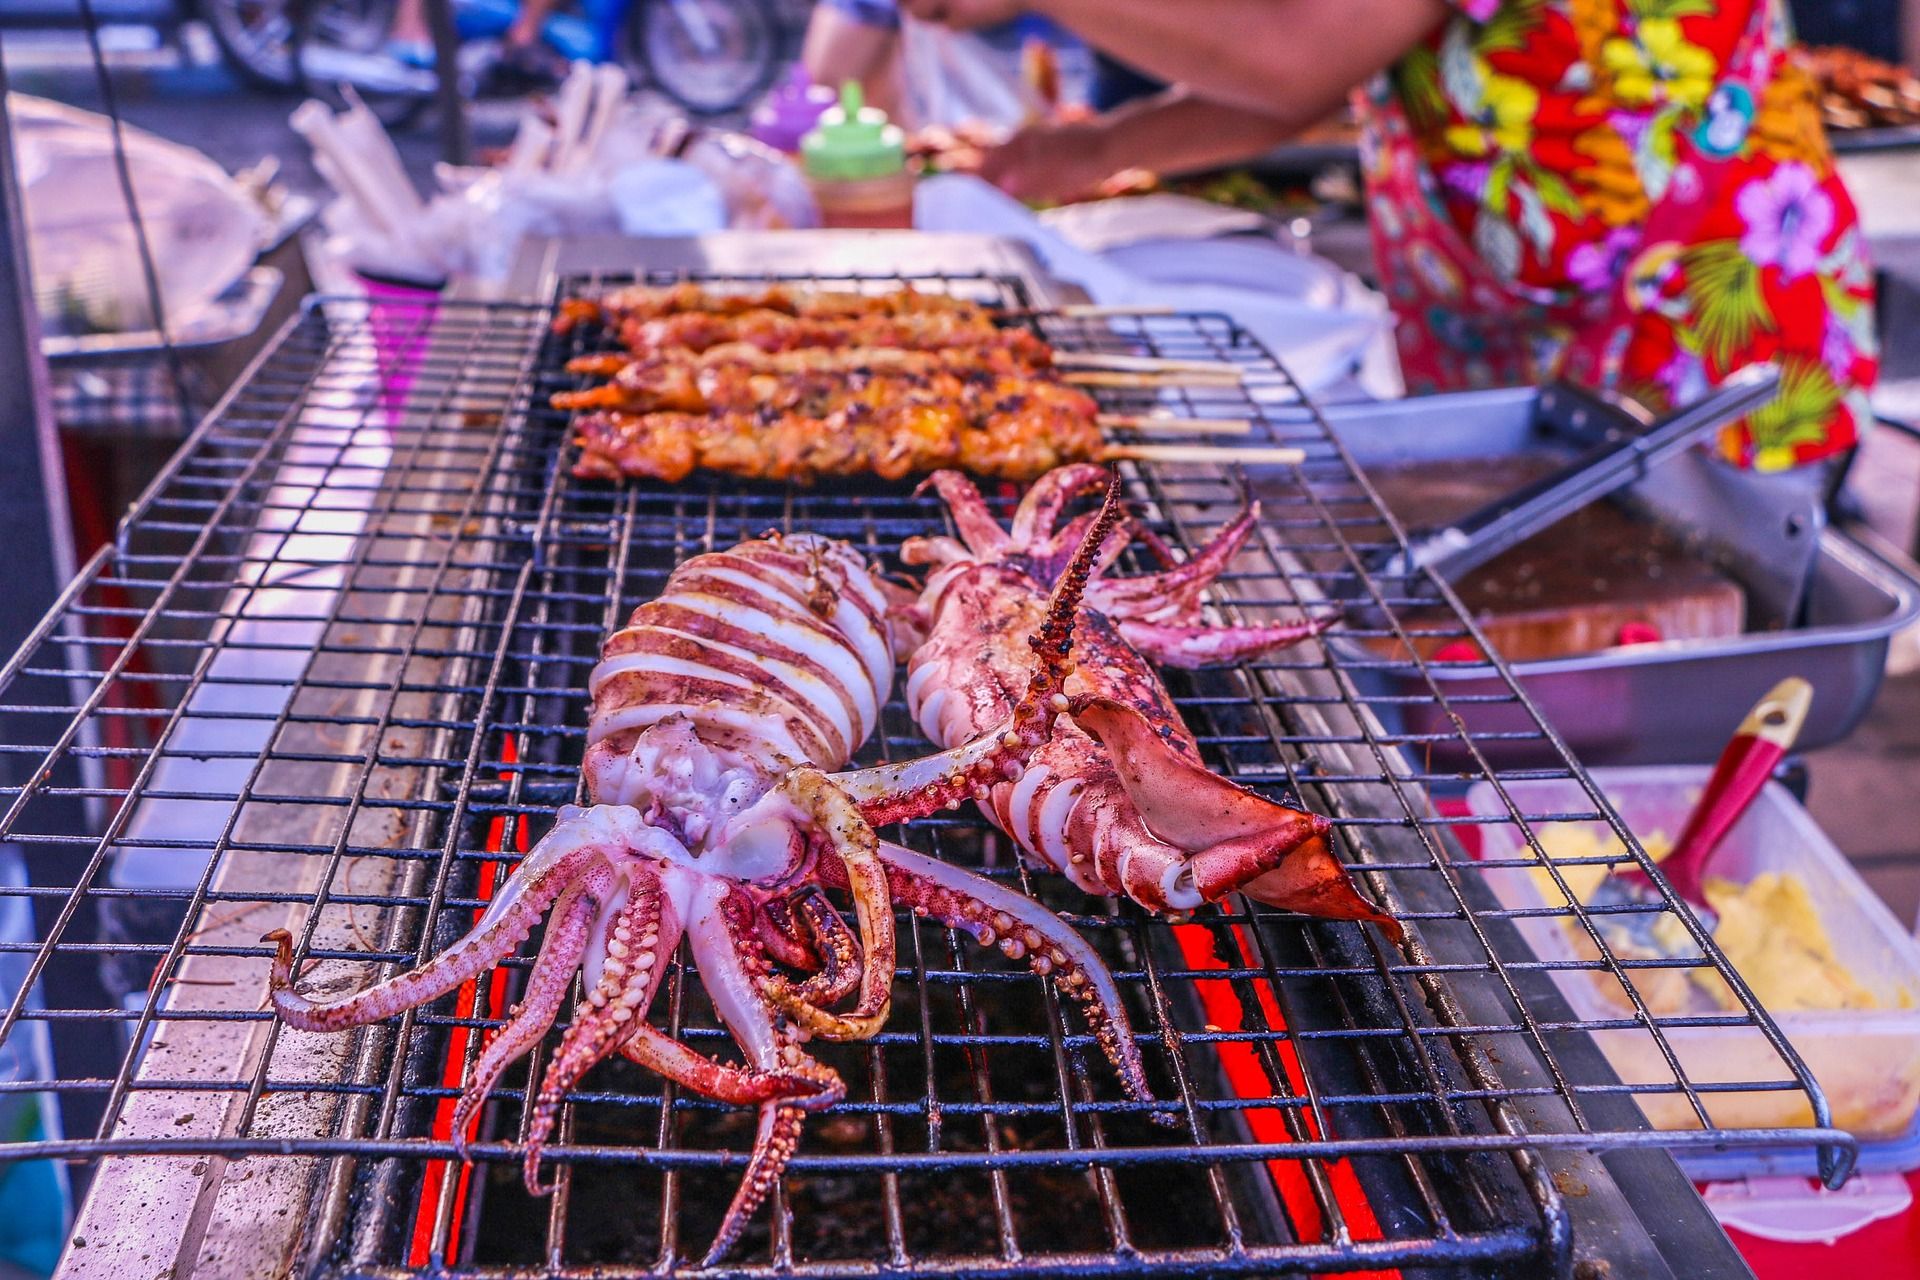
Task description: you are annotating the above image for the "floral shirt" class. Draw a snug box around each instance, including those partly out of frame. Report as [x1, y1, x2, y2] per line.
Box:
[1364, 0, 1877, 470]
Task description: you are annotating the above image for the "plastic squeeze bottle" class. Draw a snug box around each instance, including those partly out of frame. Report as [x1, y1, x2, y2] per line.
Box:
[749, 66, 836, 155]
[800, 82, 915, 230]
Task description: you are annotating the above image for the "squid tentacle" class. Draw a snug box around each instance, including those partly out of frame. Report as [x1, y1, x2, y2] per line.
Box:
[865, 841, 1162, 1120]
[1011, 461, 1111, 549]
[772, 885, 865, 1008]
[523, 873, 680, 1194]
[704, 1102, 806, 1268]
[450, 867, 611, 1155]
[838, 472, 1125, 828]
[1032, 508, 1134, 583]
[761, 768, 894, 1041]
[261, 834, 601, 1032]
[1084, 503, 1259, 618]
[754, 891, 824, 973]
[615, 1023, 841, 1107]
[899, 533, 970, 571]
[918, 471, 1009, 559]
[1115, 615, 1336, 669]
[698, 893, 832, 1265]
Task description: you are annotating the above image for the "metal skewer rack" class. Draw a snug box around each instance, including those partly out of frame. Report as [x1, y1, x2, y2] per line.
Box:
[0, 257, 1852, 1279]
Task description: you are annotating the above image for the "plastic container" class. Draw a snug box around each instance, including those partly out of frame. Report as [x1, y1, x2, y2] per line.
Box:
[749, 67, 837, 155]
[1466, 767, 1920, 1150]
[800, 83, 914, 230]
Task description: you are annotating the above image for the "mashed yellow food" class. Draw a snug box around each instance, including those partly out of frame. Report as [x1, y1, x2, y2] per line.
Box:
[1703, 872, 1880, 1012]
[1528, 825, 1885, 1015]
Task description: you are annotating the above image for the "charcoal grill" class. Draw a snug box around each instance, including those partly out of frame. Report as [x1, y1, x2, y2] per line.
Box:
[0, 237, 1855, 1279]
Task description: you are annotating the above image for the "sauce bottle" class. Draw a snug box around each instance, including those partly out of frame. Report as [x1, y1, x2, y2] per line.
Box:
[800, 83, 915, 230]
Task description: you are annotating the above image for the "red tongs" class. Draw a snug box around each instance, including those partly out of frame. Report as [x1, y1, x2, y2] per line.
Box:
[1620, 676, 1814, 909]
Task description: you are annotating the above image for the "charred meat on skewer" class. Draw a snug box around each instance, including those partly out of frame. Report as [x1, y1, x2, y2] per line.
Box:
[554, 281, 990, 335]
[569, 390, 1102, 485]
[550, 284, 1251, 483]
[608, 306, 1054, 363]
[560, 349, 1104, 484]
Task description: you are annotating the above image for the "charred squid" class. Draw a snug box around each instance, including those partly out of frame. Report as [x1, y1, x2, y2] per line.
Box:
[262, 480, 1154, 1265]
[869, 464, 1399, 934]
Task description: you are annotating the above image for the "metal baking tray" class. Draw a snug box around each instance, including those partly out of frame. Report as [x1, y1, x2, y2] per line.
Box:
[1831, 122, 1920, 154]
[1280, 386, 1920, 769]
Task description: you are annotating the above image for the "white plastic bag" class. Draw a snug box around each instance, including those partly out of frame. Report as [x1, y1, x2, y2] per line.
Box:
[675, 130, 820, 231]
[897, 19, 1044, 131]
[298, 73, 819, 285]
[608, 159, 731, 237]
[11, 93, 269, 335]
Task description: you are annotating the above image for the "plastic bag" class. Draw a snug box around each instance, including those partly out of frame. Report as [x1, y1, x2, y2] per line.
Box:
[297, 70, 818, 285]
[675, 130, 820, 232]
[11, 93, 269, 336]
[896, 19, 1047, 131]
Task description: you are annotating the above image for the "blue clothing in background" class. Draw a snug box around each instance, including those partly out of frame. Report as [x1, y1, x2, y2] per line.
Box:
[1090, 50, 1164, 112]
[820, 0, 1059, 53]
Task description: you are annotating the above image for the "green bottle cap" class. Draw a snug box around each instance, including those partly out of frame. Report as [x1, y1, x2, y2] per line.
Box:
[800, 81, 906, 181]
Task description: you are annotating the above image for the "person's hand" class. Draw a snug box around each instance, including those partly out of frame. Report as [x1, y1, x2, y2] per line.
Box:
[897, 0, 1027, 31]
[977, 118, 1120, 203]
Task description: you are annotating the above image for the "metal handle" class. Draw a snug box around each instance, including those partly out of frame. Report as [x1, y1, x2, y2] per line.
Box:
[1383, 363, 1782, 584]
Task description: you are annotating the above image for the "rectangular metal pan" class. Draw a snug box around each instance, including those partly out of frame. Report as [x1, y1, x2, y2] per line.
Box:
[1282, 386, 1920, 769]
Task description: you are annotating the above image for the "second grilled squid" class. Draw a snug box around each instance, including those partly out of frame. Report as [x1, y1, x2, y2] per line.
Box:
[847, 464, 1400, 935]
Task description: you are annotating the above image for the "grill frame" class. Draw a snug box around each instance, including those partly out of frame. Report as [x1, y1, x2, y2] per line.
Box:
[0, 265, 1852, 1279]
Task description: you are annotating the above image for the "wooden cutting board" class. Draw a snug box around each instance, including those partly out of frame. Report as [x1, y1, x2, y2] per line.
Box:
[1366, 458, 1747, 663]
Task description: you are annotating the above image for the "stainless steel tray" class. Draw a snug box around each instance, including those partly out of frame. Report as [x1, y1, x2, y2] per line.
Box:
[1282, 386, 1920, 769]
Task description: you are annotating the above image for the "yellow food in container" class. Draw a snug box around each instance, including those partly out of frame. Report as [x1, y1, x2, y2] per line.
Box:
[1529, 826, 1889, 1017]
[1473, 769, 1920, 1140]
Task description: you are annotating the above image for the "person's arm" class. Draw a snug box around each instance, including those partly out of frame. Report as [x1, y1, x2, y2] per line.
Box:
[980, 88, 1298, 202]
[802, 4, 907, 118]
[904, 0, 1450, 123]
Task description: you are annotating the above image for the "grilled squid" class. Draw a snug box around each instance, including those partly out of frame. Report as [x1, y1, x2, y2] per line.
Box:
[869, 464, 1399, 933]
[262, 481, 1154, 1265]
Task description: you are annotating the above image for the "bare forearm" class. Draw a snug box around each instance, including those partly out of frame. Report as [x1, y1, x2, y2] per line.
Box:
[1031, 0, 1447, 122]
[1097, 90, 1298, 177]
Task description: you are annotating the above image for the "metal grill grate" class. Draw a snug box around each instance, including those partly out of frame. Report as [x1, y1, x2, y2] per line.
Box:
[0, 269, 1852, 1279]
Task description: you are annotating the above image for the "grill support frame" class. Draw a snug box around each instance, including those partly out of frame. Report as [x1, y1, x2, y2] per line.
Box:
[0, 241, 1846, 1279]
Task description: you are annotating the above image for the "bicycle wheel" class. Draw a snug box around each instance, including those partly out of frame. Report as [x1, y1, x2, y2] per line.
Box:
[627, 0, 781, 117]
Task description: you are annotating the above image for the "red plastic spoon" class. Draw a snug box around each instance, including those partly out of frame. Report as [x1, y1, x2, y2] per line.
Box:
[1619, 676, 1814, 910]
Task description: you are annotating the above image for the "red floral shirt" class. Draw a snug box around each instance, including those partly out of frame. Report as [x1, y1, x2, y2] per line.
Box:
[1365, 0, 1876, 470]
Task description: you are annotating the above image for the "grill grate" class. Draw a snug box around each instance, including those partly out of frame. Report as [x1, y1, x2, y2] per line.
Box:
[0, 269, 1851, 1279]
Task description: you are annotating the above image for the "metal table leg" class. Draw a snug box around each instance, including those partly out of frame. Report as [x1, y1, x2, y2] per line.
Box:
[426, 0, 469, 166]
[0, 61, 75, 659]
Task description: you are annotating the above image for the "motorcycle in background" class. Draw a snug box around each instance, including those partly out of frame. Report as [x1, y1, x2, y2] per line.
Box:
[200, 0, 784, 116]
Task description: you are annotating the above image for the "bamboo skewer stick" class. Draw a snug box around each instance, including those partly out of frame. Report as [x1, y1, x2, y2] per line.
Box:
[1051, 352, 1243, 375]
[999, 303, 1177, 319]
[1102, 443, 1307, 466]
[1096, 414, 1253, 436]
[1064, 370, 1244, 389]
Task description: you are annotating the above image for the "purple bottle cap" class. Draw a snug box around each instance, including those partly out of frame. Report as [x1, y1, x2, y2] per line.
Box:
[749, 66, 837, 155]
